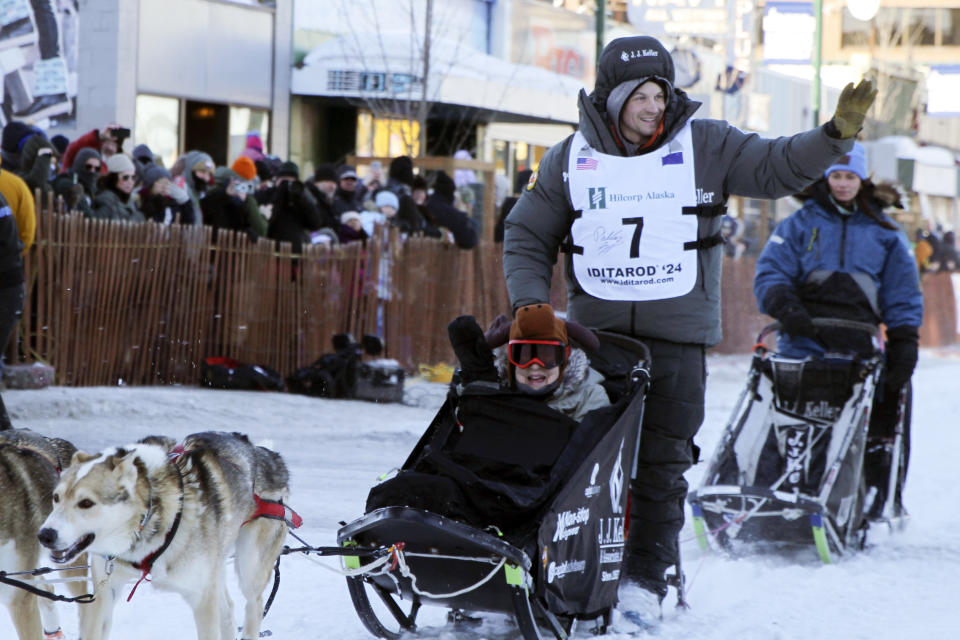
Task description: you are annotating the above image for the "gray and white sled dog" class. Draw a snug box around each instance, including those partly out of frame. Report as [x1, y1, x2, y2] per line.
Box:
[38, 431, 295, 640]
[0, 428, 84, 640]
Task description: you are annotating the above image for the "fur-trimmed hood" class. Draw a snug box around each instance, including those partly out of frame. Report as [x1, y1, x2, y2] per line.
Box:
[793, 178, 902, 230]
[494, 346, 610, 421]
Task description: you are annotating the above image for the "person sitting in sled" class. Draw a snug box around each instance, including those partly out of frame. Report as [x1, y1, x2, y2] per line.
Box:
[753, 142, 923, 519]
[448, 303, 610, 421]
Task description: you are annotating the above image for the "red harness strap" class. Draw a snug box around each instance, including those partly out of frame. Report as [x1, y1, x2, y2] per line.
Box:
[245, 494, 303, 529]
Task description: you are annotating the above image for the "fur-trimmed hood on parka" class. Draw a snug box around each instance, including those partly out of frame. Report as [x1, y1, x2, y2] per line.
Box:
[793, 178, 903, 230]
[493, 346, 610, 422]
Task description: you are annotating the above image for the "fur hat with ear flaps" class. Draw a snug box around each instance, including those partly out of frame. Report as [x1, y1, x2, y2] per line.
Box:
[509, 303, 568, 346]
[484, 305, 600, 397]
[485, 304, 599, 361]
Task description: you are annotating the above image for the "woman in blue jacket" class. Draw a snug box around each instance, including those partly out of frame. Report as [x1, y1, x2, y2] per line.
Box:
[754, 142, 922, 518]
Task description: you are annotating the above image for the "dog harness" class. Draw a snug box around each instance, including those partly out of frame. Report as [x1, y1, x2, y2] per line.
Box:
[246, 493, 303, 529]
[123, 444, 302, 601]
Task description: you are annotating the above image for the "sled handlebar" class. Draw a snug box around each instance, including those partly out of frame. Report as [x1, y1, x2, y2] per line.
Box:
[756, 319, 879, 345]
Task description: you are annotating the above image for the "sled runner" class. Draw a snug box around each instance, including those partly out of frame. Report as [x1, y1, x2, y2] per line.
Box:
[688, 319, 910, 563]
[337, 334, 651, 639]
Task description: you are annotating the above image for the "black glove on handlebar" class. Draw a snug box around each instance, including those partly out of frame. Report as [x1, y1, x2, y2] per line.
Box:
[884, 326, 919, 391]
[448, 315, 499, 385]
[762, 285, 819, 340]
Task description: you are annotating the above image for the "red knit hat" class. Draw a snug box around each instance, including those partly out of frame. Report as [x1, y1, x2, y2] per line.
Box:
[232, 156, 257, 181]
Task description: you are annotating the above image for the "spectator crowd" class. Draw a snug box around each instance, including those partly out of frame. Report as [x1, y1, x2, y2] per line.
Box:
[5, 118, 959, 273]
[0, 120, 483, 256]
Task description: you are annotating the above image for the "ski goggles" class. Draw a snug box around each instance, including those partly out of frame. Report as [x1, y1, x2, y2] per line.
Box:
[508, 339, 569, 369]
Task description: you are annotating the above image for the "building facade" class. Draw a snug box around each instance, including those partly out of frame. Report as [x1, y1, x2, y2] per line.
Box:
[3, 0, 290, 168]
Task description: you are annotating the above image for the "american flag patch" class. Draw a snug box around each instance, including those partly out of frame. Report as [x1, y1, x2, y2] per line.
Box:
[577, 157, 599, 170]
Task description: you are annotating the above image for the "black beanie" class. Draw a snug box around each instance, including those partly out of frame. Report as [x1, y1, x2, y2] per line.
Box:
[254, 158, 274, 181]
[433, 170, 456, 201]
[389, 155, 414, 186]
[593, 36, 675, 110]
[277, 161, 300, 180]
[2, 121, 35, 154]
[51, 134, 69, 155]
[313, 163, 337, 182]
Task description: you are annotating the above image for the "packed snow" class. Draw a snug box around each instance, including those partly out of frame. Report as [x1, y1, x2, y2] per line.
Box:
[2, 349, 958, 639]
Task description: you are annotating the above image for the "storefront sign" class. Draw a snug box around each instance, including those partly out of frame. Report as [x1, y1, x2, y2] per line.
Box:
[626, 0, 728, 37]
[762, 2, 815, 64]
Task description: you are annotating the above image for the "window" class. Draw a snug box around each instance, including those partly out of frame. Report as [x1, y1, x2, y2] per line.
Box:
[360, 72, 386, 91]
[874, 7, 906, 47]
[355, 111, 420, 158]
[843, 6, 960, 48]
[328, 70, 359, 91]
[228, 107, 270, 164]
[944, 8, 960, 45]
[906, 8, 936, 46]
[841, 8, 870, 47]
[134, 95, 180, 169]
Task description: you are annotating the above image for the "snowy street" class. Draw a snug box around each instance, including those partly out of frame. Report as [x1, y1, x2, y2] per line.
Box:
[2, 349, 958, 639]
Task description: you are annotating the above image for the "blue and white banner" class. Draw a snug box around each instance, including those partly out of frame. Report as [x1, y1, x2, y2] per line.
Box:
[927, 65, 960, 117]
[762, 2, 815, 64]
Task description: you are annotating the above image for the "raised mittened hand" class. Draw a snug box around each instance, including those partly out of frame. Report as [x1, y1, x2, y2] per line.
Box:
[448, 315, 499, 384]
[831, 79, 878, 139]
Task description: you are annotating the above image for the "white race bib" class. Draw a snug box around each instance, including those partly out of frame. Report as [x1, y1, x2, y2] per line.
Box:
[566, 127, 698, 301]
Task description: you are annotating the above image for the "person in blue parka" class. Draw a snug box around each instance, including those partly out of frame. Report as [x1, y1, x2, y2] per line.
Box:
[754, 141, 923, 518]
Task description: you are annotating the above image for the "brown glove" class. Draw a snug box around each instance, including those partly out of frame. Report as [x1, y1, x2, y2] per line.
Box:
[831, 79, 878, 139]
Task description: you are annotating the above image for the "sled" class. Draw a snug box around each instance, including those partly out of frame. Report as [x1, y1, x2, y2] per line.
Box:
[688, 319, 910, 563]
[337, 334, 651, 639]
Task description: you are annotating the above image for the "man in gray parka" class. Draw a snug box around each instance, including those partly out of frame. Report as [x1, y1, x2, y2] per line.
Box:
[503, 35, 876, 616]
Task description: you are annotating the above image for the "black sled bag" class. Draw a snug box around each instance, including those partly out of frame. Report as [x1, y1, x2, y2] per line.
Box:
[286, 352, 358, 398]
[200, 357, 285, 391]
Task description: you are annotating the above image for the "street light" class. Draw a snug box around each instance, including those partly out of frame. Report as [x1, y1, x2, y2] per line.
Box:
[812, 0, 879, 126]
[847, 0, 880, 22]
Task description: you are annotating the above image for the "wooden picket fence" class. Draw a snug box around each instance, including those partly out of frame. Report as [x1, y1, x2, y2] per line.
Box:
[11, 201, 550, 386]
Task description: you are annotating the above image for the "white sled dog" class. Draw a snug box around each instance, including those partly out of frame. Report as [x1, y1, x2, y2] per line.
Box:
[38, 431, 295, 640]
[0, 428, 84, 640]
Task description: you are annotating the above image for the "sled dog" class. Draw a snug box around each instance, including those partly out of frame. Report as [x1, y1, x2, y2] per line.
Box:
[0, 428, 82, 640]
[38, 431, 293, 640]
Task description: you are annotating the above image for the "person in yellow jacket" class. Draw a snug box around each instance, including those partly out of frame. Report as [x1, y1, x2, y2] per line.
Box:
[0, 156, 35, 256]
[913, 229, 935, 275]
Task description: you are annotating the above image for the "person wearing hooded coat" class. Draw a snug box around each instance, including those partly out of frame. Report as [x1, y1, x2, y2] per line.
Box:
[0, 121, 37, 173]
[502, 34, 877, 607]
[481, 305, 610, 421]
[17, 133, 58, 210]
[170, 150, 215, 225]
[385, 155, 432, 235]
[754, 143, 922, 521]
[425, 170, 478, 249]
[201, 167, 257, 242]
[305, 163, 341, 232]
[91, 154, 145, 223]
[138, 164, 193, 225]
[265, 161, 324, 254]
[52, 147, 101, 217]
